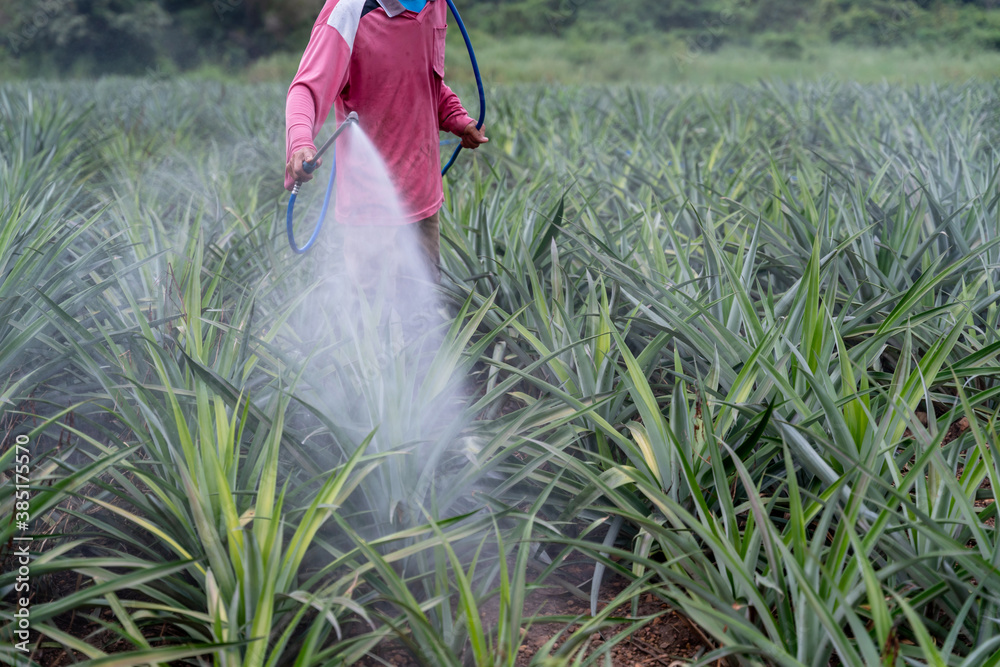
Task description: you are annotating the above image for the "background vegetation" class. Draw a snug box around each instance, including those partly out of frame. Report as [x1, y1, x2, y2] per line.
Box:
[2, 0, 1000, 80]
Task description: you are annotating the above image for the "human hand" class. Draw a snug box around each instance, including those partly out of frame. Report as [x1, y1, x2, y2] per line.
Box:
[460, 122, 489, 150]
[287, 147, 321, 184]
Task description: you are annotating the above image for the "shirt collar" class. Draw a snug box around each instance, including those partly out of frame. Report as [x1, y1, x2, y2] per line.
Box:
[377, 0, 434, 18]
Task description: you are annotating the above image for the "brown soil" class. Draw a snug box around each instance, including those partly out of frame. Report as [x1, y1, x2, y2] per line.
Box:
[357, 559, 708, 666]
[502, 569, 708, 667]
[23, 585, 179, 667]
[4, 485, 181, 667]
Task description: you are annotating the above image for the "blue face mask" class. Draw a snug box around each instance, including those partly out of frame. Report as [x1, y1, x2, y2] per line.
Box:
[397, 0, 428, 12]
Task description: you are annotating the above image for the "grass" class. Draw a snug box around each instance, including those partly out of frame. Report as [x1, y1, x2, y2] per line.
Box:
[236, 36, 1000, 86]
[0, 75, 999, 666]
[451, 37, 1000, 85]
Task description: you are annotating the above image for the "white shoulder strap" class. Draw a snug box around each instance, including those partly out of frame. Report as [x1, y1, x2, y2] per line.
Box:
[327, 0, 369, 51]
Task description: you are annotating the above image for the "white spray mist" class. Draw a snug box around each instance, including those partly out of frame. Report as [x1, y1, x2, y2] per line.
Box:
[292, 122, 470, 539]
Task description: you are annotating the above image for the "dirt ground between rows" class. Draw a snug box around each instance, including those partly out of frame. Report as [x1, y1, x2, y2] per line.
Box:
[356, 559, 708, 666]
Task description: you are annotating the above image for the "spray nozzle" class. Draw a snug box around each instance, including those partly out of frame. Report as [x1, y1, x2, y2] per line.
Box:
[303, 112, 360, 175]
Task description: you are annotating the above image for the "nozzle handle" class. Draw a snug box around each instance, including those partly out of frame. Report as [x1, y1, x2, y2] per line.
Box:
[309, 112, 360, 171]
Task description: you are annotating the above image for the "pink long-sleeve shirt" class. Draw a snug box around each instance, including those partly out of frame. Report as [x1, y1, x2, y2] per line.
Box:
[285, 0, 475, 225]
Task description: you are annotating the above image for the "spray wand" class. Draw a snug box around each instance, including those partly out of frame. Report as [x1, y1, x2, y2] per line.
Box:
[285, 0, 485, 254]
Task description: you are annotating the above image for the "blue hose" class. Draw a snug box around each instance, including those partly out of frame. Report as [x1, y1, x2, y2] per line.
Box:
[286, 0, 485, 254]
[441, 0, 486, 177]
[286, 154, 337, 254]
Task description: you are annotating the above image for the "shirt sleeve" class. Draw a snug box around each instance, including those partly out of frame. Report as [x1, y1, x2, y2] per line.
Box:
[438, 82, 476, 137]
[284, 0, 352, 191]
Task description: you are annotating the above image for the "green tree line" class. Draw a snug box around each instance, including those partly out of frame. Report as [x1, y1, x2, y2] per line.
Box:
[2, 0, 999, 75]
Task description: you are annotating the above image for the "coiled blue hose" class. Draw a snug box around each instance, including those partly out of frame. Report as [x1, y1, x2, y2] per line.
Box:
[286, 158, 337, 254]
[285, 0, 485, 254]
[440, 0, 486, 177]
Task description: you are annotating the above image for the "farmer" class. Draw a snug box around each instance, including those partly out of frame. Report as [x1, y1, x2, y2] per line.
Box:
[284, 0, 488, 297]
